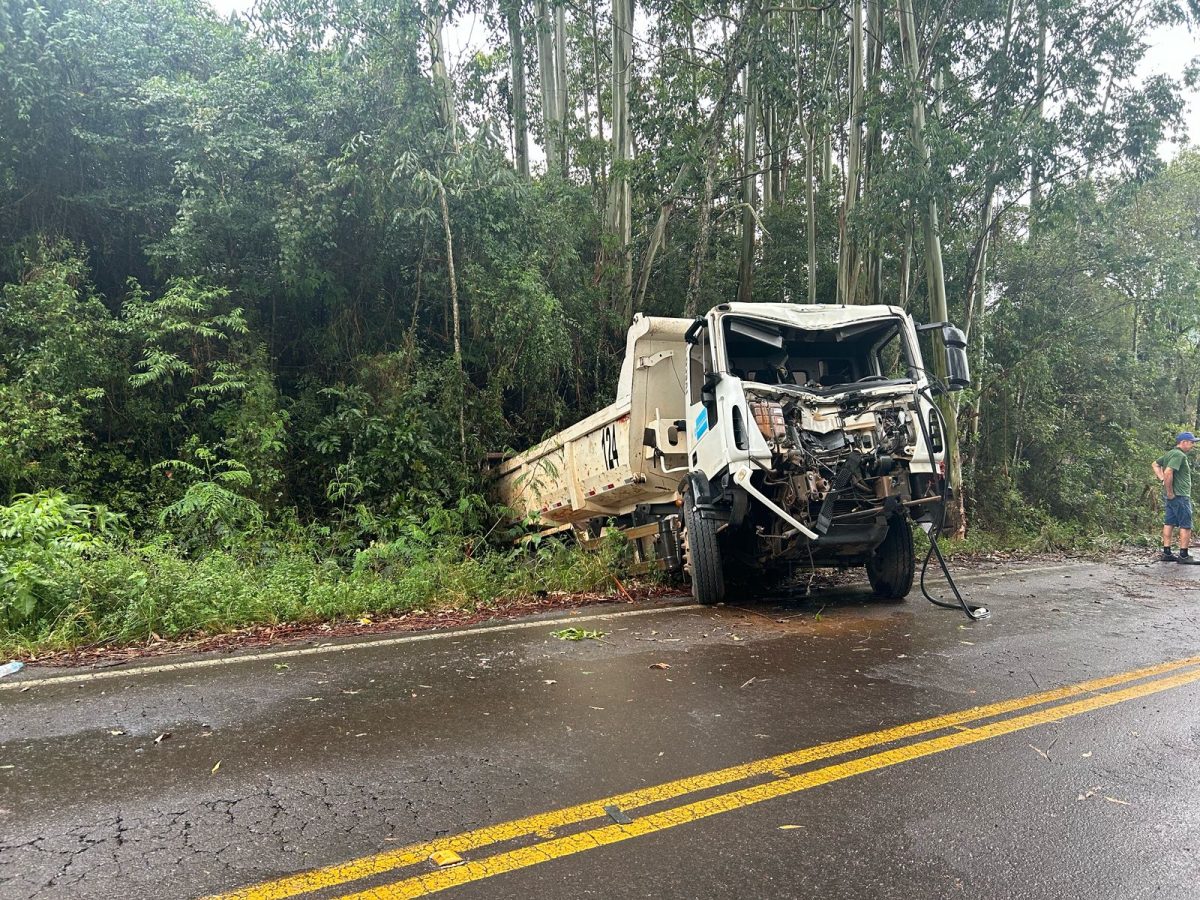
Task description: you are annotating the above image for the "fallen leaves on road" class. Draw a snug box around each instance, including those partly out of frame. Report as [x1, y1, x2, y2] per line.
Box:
[211, 761, 221, 775]
[154, 732, 171, 744]
[778, 825, 805, 830]
[1028, 744, 1050, 761]
[650, 662, 671, 670]
[551, 627, 606, 641]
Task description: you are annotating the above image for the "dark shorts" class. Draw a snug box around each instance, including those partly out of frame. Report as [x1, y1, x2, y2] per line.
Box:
[1165, 496, 1193, 529]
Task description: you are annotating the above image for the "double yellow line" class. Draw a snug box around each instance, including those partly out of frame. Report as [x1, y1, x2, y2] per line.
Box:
[209, 654, 1200, 900]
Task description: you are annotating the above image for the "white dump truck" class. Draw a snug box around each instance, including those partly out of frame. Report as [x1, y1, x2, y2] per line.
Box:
[494, 302, 970, 604]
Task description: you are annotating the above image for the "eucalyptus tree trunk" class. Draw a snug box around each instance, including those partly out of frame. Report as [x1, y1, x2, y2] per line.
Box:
[536, 0, 559, 173]
[507, 0, 530, 178]
[590, 0, 606, 184]
[897, 0, 962, 528]
[899, 215, 913, 308]
[838, 0, 865, 304]
[791, 12, 817, 305]
[427, 11, 457, 147]
[1030, 0, 1046, 232]
[553, 2, 570, 174]
[737, 64, 759, 305]
[436, 179, 466, 464]
[762, 96, 775, 209]
[607, 0, 634, 317]
[686, 161, 716, 316]
[863, 0, 884, 304]
[820, 7, 834, 183]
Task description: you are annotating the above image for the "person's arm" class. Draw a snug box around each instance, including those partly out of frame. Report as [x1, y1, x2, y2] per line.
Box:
[1153, 461, 1166, 481]
[1165, 466, 1176, 499]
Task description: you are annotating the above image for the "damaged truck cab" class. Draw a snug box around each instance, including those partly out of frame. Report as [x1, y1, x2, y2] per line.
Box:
[675, 302, 968, 603]
[495, 302, 969, 605]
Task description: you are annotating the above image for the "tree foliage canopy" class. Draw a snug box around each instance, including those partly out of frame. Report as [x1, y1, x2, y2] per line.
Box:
[1, 0, 1198, 562]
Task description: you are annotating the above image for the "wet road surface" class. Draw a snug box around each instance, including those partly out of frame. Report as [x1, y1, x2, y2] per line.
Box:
[2, 558, 1199, 899]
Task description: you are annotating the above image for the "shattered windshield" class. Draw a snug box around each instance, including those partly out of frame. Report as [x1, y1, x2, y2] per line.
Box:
[720, 315, 916, 391]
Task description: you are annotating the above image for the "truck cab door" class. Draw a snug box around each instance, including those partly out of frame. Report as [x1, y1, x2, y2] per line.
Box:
[686, 327, 729, 479]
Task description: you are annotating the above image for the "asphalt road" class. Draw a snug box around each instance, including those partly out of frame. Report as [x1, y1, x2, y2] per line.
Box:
[2, 557, 1199, 900]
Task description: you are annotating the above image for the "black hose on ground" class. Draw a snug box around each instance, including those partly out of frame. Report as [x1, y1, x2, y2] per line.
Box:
[914, 388, 990, 621]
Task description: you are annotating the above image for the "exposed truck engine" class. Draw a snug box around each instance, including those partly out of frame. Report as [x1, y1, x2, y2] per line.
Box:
[494, 302, 969, 605]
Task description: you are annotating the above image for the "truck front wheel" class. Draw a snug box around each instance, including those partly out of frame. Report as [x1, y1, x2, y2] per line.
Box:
[866, 517, 915, 600]
[682, 490, 726, 605]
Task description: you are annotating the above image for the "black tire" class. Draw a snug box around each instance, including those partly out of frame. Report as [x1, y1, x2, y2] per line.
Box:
[682, 489, 725, 605]
[866, 517, 915, 600]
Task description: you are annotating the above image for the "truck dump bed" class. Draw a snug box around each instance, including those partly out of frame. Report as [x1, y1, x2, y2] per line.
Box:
[494, 315, 691, 526]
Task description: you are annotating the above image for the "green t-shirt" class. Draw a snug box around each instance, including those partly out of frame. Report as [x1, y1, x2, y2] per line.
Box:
[1158, 447, 1192, 499]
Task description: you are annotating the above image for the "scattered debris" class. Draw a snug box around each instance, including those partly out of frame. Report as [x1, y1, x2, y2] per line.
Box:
[551, 628, 606, 641]
[1081, 751, 1092, 758]
[0, 661, 24, 678]
[543, 679, 557, 685]
[611, 574, 634, 603]
[778, 825, 805, 830]
[650, 662, 671, 670]
[108, 730, 126, 736]
[604, 805, 633, 825]
[211, 761, 221, 775]
[1104, 797, 1130, 806]
[1029, 744, 1050, 761]
[429, 850, 464, 868]
[154, 733, 171, 744]
[274, 663, 289, 671]
[740, 677, 757, 689]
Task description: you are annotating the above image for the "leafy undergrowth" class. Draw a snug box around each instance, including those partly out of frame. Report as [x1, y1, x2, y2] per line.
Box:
[0, 491, 638, 659]
[924, 524, 1153, 560]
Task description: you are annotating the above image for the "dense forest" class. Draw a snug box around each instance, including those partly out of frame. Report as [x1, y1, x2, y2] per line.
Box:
[2, 0, 1200, 648]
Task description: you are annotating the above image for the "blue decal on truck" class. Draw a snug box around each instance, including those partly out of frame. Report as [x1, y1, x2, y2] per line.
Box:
[695, 408, 709, 440]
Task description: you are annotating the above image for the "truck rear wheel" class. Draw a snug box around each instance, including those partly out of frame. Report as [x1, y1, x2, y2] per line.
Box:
[866, 517, 915, 600]
[682, 490, 725, 605]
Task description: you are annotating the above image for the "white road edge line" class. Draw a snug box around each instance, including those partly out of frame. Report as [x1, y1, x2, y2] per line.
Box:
[0, 562, 1088, 692]
[0, 603, 702, 691]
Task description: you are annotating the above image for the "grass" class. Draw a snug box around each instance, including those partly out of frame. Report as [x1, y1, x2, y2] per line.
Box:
[0, 537, 624, 658]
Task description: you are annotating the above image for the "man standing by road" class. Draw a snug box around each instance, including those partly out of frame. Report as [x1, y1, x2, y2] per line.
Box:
[1153, 432, 1199, 563]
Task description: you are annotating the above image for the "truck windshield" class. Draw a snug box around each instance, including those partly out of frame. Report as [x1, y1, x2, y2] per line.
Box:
[721, 315, 915, 390]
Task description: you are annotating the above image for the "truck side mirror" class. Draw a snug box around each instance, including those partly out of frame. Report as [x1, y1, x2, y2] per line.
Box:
[942, 324, 970, 392]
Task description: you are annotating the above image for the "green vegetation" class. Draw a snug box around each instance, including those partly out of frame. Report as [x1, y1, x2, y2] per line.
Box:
[1, 0, 1198, 653]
